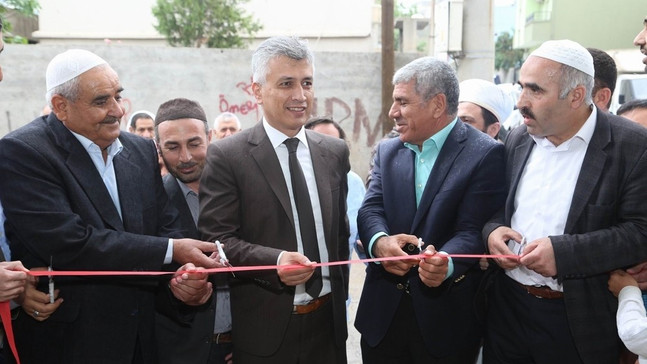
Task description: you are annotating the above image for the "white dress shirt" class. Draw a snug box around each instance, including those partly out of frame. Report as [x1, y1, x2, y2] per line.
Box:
[263, 119, 331, 305]
[617, 286, 647, 363]
[507, 107, 597, 291]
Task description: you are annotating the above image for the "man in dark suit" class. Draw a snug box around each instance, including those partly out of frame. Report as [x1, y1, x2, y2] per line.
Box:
[355, 56, 506, 364]
[0, 49, 218, 363]
[198, 36, 350, 364]
[483, 39, 647, 364]
[154, 97, 233, 364]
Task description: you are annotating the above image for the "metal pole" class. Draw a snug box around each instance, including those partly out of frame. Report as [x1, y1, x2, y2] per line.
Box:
[381, 0, 395, 136]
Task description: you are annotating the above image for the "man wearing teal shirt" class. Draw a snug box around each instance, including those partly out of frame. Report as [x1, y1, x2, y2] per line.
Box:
[355, 57, 506, 363]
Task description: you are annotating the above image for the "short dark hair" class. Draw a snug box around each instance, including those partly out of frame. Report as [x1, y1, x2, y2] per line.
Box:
[588, 48, 618, 108]
[154, 98, 209, 142]
[304, 117, 346, 140]
[480, 106, 498, 129]
[617, 98, 647, 116]
[0, 16, 3, 32]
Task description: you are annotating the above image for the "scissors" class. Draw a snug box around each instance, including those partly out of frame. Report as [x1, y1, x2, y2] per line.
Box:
[48, 256, 55, 304]
[215, 240, 236, 277]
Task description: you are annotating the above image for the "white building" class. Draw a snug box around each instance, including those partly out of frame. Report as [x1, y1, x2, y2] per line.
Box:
[32, 0, 379, 52]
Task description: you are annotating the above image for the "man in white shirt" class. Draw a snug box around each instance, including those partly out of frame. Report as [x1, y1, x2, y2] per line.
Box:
[483, 39, 647, 364]
[0, 49, 219, 363]
[609, 270, 647, 364]
[198, 36, 350, 364]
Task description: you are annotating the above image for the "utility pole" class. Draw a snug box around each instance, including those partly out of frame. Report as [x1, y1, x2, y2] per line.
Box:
[381, 0, 395, 136]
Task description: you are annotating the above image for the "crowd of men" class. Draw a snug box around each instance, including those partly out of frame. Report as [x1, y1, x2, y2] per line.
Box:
[2, 12, 647, 364]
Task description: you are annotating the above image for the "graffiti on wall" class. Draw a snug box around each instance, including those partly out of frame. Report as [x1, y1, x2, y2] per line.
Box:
[215, 77, 385, 148]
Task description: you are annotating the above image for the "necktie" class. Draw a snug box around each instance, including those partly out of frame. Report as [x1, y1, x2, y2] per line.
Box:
[284, 138, 322, 298]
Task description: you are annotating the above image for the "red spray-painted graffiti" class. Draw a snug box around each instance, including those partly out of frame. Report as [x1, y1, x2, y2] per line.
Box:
[216, 77, 385, 148]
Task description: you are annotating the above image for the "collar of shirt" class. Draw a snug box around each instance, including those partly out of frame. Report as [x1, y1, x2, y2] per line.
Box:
[69, 131, 123, 161]
[177, 177, 197, 198]
[402, 118, 456, 206]
[262, 118, 310, 151]
[531, 106, 597, 150]
[404, 118, 456, 155]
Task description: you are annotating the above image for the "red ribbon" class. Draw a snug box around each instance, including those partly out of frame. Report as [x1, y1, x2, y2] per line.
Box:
[2, 252, 517, 362]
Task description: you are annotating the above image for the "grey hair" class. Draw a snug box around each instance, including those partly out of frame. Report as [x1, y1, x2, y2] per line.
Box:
[46, 76, 81, 107]
[557, 63, 594, 105]
[392, 57, 459, 116]
[213, 112, 241, 130]
[251, 36, 314, 85]
[45, 64, 111, 107]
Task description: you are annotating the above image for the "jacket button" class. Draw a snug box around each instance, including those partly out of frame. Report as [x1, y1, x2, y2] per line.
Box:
[396, 283, 405, 290]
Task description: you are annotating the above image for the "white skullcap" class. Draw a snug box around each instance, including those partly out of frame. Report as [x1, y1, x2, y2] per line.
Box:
[530, 39, 594, 77]
[129, 110, 156, 126]
[459, 79, 514, 124]
[46, 49, 107, 92]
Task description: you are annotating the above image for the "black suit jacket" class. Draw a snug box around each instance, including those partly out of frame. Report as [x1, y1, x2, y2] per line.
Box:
[155, 175, 217, 364]
[198, 122, 350, 357]
[0, 114, 181, 363]
[483, 111, 647, 363]
[356, 121, 506, 356]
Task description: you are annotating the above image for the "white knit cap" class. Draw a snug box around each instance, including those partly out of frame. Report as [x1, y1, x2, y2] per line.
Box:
[530, 39, 594, 77]
[459, 79, 514, 124]
[46, 49, 107, 92]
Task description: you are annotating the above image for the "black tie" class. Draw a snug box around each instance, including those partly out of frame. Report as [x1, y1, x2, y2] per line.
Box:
[284, 138, 322, 298]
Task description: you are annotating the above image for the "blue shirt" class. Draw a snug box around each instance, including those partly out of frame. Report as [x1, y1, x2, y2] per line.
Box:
[347, 171, 366, 259]
[368, 119, 458, 278]
[0, 201, 10, 260]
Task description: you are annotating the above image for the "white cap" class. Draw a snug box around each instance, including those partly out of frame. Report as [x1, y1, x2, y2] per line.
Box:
[129, 110, 156, 127]
[530, 39, 594, 77]
[46, 49, 107, 92]
[459, 79, 514, 124]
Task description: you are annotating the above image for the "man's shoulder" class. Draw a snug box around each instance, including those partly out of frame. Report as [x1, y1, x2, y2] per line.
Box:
[604, 112, 647, 141]
[210, 125, 256, 151]
[162, 173, 178, 191]
[2, 116, 50, 144]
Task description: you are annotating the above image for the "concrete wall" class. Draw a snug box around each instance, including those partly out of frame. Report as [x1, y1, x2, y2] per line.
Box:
[454, 0, 495, 81]
[1, 44, 418, 179]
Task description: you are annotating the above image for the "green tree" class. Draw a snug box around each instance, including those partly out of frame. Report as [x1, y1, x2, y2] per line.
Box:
[495, 31, 524, 71]
[1, 0, 40, 44]
[152, 0, 262, 48]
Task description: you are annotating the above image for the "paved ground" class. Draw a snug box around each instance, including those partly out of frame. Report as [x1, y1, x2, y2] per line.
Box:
[345, 252, 366, 364]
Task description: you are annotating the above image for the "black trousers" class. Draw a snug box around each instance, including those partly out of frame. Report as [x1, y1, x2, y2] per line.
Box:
[484, 274, 583, 364]
[235, 300, 345, 364]
[361, 293, 480, 364]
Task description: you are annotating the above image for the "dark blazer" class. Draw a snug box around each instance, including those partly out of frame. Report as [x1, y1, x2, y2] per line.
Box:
[483, 111, 647, 364]
[155, 175, 216, 364]
[0, 114, 181, 364]
[356, 121, 506, 357]
[198, 122, 350, 357]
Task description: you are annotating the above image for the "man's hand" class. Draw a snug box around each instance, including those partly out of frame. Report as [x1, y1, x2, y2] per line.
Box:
[487, 226, 523, 270]
[418, 246, 449, 287]
[172, 239, 219, 268]
[0, 261, 29, 302]
[608, 270, 638, 297]
[170, 263, 213, 306]
[626, 261, 647, 290]
[519, 237, 556, 277]
[17, 267, 63, 322]
[373, 234, 420, 276]
[277, 252, 315, 286]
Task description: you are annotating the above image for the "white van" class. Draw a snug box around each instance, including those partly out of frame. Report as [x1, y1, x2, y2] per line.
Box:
[610, 73, 647, 114]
